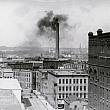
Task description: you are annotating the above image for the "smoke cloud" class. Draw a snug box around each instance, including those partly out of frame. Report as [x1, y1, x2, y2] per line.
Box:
[37, 11, 71, 42]
[37, 11, 68, 32]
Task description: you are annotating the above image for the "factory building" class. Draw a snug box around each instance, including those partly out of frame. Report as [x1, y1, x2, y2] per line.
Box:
[36, 69, 88, 108]
[88, 29, 110, 110]
[43, 59, 67, 69]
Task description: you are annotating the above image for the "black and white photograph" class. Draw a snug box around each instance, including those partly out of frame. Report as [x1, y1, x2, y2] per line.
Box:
[0, 0, 110, 110]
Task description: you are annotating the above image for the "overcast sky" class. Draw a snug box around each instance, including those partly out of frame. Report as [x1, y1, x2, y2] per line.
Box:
[0, 0, 110, 48]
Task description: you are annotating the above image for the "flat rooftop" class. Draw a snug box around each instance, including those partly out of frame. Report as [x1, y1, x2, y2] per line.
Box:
[48, 70, 88, 77]
[0, 78, 22, 90]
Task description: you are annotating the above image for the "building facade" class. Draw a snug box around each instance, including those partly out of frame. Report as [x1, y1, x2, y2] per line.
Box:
[13, 69, 36, 90]
[59, 61, 88, 71]
[37, 69, 88, 108]
[88, 29, 110, 110]
[1, 68, 14, 78]
[43, 59, 67, 69]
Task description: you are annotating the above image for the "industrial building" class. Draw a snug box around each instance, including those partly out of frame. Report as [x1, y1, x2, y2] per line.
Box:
[88, 29, 110, 110]
[36, 69, 88, 108]
[13, 69, 36, 90]
[59, 60, 87, 70]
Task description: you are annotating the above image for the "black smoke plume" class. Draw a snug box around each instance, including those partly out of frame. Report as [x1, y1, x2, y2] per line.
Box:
[22, 11, 73, 48]
[37, 11, 69, 36]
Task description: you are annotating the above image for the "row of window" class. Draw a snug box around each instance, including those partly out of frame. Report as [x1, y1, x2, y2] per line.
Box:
[14, 76, 31, 82]
[4, 76, 13, 78]
[59, 93, 87, 99]
[59, 86, 87, 91]
[59, 78, 87, 84]
[14, 72, 31, 77]
[89, 68, 110, 77]
[20, 83, 31, 89]
[64, 64, 85, 69]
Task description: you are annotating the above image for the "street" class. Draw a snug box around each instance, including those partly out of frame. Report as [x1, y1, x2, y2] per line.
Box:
[29, 95, 48, 110]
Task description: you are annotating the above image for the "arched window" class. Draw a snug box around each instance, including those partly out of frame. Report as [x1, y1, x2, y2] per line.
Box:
[89, 68, 92, 73]
[94, 69, 97, 73]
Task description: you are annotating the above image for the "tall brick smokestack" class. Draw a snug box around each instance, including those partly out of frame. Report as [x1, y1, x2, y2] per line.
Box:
[37, 11, 70, 59]
[55, 18, 59, 59]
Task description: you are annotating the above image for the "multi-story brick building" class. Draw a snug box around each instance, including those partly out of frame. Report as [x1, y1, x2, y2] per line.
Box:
[88, 29, 110, 110]
[13, 69, 36, 90]
[36, 69, 88, 108]
[43, 59, 67, 69]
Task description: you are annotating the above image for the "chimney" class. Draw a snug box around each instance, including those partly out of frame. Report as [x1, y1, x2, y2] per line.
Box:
[55, 18, 59, 59]
[88, 32, 93, 37]
[97, 29, 103, 35]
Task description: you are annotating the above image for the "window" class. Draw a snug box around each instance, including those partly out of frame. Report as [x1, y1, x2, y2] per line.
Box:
[84, 93, 86, 98]
[69, 79, 71, 84]
[59, 93, 61, 99]
[89, 68, 92, 73]
[62, 93, 65, 99]
[66, 86, 68, 91]
[103, 77, 104, 82]
[102, 87, 104, 97]
[59, 86, 61, 91]
[66, 79, 68, 84]
[84, 86, 86, 91]
[76, 79, 78, 83]
[62, 79, 65, 84]
[84, 79, 86, 83]
[66, 93, 68, 98]
[59, 79, 61, 84]
[73, 86, 75, 91]
[80, 93, 82, 98]
[69, 93, 71, 96]
[76, 93, 78, 97]
[73, 93, 75, 95]
[75, 105, 77, 109]
[107, 89, 109, 100]
[69, 86, 71, 91]
[73, 79, 75, 84]
[80, 79, 82, 84]
[80, 86, 82, 91]
[62, 86, 65, 91]
[76, 86, 78, 91]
